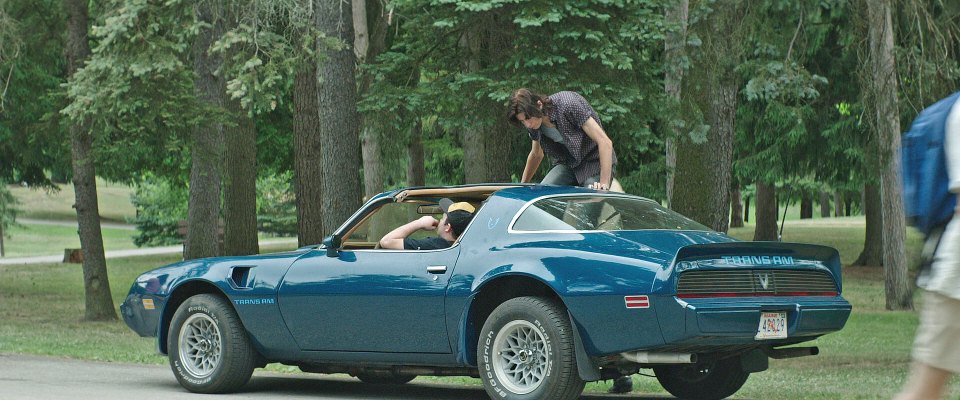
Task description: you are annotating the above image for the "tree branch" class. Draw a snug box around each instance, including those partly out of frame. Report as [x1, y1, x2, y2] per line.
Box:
[784, 6, 803, 63]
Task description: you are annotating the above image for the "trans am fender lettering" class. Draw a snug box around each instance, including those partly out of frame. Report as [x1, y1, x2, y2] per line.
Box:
[233, 298, 276, 305]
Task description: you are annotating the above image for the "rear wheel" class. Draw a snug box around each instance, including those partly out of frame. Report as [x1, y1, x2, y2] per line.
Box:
[355, 371, 417, 385]
[477, 296, 584, 400]
[167, 294, 257, 393]
[653, 356, 749, 400]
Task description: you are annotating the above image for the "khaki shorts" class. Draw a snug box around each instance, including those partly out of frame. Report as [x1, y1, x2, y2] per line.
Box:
[913, 291, 960, 373]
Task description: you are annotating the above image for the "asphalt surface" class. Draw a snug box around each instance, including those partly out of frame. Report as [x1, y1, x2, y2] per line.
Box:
[0, 238, 298, 265]
[0, 354, 674, 400]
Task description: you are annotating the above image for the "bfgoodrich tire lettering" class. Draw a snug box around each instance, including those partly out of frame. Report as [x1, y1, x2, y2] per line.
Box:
[477, 296, 585, 400]
[167, 293, 257, 393]
[653, 356, 749, 400]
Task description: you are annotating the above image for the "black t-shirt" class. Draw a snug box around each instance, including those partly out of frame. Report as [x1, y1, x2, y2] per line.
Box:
[403, 237, 453, 250]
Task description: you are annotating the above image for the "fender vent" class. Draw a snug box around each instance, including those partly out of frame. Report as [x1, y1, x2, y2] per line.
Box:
[231, 266, 254, 289]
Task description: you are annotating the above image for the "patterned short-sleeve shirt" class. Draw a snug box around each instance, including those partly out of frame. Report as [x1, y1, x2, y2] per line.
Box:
[526, 91, 618, 185]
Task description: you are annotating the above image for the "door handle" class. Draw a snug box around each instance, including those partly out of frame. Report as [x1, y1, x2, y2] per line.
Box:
[427, 265, 447, 274]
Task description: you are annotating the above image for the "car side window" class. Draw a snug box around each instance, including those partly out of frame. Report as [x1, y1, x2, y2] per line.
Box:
[342, 201, 440, 249]
[512, 196, 711, 232]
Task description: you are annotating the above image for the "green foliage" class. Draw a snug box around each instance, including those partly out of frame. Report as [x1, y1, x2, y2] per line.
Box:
[62, 0, 202, 183]
[893, 0, 960, 121]
[255, 171, 296, 236]
[361, 0, 667, 192]
[731, 0, 866, 200]
[130, 171, 300, 245]
[129, 176, 188, 247]
[212, 0, 342, 115]
[0, 0, 70, 185]
[0, 182, 20, 236]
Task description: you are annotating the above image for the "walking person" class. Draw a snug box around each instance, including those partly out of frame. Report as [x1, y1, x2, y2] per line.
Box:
[895, 94, 960, 400]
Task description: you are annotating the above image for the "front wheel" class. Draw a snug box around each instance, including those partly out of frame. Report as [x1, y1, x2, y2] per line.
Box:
[477, 296, 585, 400]
[653, 356, 749, 400]
[167, 294, 258, 393]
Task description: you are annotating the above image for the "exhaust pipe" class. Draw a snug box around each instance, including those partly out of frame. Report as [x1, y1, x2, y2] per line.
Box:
[766, 346, 819, 359]
[620, 352, 697, 364]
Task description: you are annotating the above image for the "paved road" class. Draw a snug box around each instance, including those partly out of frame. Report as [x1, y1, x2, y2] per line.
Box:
[0, 354, 672, 400]
[0, 238, 299, 265]
[17, 217, 137, 230]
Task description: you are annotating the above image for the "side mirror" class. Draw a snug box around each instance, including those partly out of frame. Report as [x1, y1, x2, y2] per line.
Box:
[322, 235, 341, 257]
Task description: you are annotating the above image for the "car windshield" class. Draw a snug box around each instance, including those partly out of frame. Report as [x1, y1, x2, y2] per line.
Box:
[511, 195, 711, 232]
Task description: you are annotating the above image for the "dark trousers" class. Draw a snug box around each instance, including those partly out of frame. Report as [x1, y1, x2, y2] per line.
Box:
[541, 164, 601, 187]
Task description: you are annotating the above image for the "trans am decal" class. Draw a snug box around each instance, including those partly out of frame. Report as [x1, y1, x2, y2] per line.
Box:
[233, 298, 276, 305]
[721, 256, 796, 265]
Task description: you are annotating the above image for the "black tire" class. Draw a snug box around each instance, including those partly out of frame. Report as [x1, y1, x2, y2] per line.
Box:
[355, 371, 417, 385]
[477, 296, 585, 400]
[167, 294, 257, 393]
[653, 356, 749, 400]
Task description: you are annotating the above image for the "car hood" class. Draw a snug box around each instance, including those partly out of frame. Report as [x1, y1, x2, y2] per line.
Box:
[133, 248, 312, 297]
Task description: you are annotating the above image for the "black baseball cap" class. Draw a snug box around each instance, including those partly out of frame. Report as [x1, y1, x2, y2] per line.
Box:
[439, 198, 476, 237]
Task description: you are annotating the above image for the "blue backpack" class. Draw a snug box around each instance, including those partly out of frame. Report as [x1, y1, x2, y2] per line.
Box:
[902, 91, 960, 235]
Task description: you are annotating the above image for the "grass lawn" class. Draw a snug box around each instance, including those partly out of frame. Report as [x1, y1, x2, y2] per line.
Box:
[2, 223, 138, 257]
[6, 179, 135, 223]
[0, 221, 956, 398]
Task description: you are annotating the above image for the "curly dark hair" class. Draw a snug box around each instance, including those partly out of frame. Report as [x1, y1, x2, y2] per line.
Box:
[507, 88, 554, 127]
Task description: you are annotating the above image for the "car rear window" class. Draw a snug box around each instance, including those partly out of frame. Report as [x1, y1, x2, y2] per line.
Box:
[511, 195, 711, 232]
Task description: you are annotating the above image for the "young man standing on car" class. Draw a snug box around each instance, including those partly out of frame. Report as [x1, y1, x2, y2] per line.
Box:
[379, 199, 475, 250]
[507, 88, 618, 191]
[508, 88, 631, 394]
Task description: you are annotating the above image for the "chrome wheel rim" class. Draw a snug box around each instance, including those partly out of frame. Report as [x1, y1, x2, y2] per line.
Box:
[178, 313, 222, 378]
[492, 320, 548, 394]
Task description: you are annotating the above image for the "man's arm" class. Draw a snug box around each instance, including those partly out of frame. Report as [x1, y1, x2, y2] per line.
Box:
[379, 216, 438, 249]
[581, 117, 614, 190]
[521, 141, 544, 183]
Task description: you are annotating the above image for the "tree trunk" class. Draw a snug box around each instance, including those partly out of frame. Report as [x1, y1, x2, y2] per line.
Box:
[854, 183, 884, 266]
[673, 1, 742, 232]
[845, 193, 853, 216]
[834, 190, 843, 217]
[316, 0, 362, 236]
[866, 0, 911, 310]
[361, 128, 383, 199]
[753, 183, 778, 241]
[184, 1, 225, 260]
[0, 222, 4, 257]
[65, 0, 115, 321]
[223, 100, 258, 256]
[819, 191, 831, 218]
[355, 0, 389, 200]
[462, 13, 513, 184]
[800, 194, 813, 219]
[664, 0, 689, 208]
[407, 119, 425, 187]
[730, 184, 744, 228]
[293, 66, 325, 247]
[744, 195, 750, 223]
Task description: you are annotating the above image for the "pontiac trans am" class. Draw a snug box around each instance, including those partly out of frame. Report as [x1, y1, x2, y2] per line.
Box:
[120, 184, 851, 400]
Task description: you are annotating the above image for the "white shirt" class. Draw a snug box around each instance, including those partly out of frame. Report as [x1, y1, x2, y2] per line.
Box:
[927, 99, 960, 299]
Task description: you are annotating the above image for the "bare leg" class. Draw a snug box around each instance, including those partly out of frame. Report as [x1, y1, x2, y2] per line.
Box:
[894, 362, 952, 400]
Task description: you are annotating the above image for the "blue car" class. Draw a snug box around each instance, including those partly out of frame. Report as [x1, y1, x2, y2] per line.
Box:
[121, 184, 851, 400]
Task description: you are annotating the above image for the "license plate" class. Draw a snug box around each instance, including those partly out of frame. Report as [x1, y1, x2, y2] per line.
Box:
[755, 311, 787, 340]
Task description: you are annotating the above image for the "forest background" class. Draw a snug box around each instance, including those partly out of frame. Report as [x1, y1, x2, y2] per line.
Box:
[0, 0, 958, 320]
